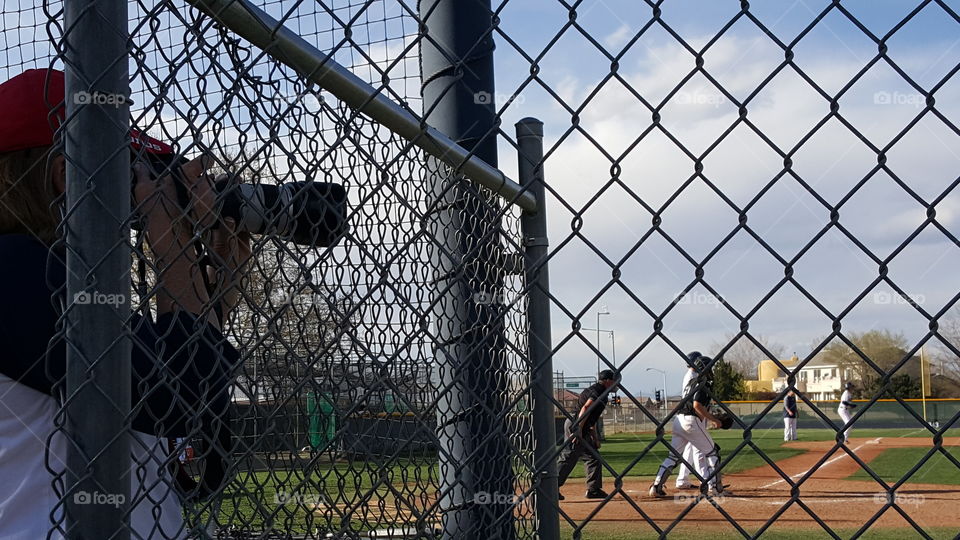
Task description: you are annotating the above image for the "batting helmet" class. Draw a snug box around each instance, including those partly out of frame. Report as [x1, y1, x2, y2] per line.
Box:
[844, 381, 855, 390]
[687, 351, 713, 380]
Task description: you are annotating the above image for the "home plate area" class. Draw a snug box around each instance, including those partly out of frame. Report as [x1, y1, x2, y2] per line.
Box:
[558, 437, 960, 534]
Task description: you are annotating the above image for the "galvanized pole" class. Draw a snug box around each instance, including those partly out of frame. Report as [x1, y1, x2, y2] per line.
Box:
[63, 0, 131, 538]
[419, 0, 515, 537]
[517, 118, 559, 540]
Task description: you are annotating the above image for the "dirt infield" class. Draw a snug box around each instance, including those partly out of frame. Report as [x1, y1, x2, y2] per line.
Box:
[559, 436, 960, 535]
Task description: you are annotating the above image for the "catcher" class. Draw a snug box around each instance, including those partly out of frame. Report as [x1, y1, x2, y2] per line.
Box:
[649, 352, 733, 498]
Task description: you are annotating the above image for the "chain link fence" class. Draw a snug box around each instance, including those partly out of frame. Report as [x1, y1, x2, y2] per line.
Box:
[1, 0, 959, 539]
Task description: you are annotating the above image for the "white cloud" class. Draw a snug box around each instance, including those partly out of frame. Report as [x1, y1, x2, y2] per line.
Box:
[494, 31, 960, 388]
[604, 24, 633, 50]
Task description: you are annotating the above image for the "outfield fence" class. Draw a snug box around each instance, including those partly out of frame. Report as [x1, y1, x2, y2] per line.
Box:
[602, 400, 960, 435]
[4, 0, 960, 539]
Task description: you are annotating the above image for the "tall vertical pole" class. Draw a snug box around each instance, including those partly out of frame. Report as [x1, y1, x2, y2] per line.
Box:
[596, 314, 601, 376]
[921, 346, 928, 423]
[662, 372, 667, 414]
[517, 118, 559, 540]
[63, 0, 131, 538]
[419, 1, 514, 537]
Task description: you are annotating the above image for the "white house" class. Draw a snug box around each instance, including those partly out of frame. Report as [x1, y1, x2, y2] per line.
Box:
[747, 355, 854, 401]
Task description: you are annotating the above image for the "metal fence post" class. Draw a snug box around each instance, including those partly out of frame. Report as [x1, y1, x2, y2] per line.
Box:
[517, 118, 559, 540]
[62, 0, 131, 537]
[419, 0, 515, 537]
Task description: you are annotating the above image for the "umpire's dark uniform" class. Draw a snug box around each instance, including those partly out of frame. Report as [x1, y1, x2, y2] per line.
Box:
[556, 376, 612, 496]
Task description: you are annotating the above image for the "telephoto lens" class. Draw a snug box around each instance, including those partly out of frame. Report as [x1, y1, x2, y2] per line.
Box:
[139, 151, 348, 248]
[214, 179, 347, 247]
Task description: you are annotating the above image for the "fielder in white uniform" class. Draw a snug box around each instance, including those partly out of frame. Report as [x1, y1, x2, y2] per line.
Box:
[649, 352, 728, 498]
[838, 382, 857, 443]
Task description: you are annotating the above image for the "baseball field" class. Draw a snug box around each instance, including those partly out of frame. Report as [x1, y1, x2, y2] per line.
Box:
[212, 425, 959, 538]
[558, 427, 960, 539]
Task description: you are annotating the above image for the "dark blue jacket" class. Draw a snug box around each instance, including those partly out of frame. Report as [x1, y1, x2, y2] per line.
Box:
[0, 234, 240, 437]
[783, 395, 798, 418]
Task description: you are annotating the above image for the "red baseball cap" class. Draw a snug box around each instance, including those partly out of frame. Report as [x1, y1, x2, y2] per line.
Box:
[0, 68, 173, 154]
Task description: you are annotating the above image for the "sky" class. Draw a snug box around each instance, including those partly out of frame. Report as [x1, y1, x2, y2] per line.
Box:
[2, 0, 959, 401]
[486, 0, 960, 398]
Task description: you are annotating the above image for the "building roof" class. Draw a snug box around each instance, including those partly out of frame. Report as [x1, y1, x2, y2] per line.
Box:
[797, 355, 840, 369]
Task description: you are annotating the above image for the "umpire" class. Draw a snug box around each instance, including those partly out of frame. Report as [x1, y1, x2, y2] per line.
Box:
[556, 369, 619, 500]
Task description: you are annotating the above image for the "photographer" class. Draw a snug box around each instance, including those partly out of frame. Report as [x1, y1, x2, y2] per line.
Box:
[0, 68, 249, 538]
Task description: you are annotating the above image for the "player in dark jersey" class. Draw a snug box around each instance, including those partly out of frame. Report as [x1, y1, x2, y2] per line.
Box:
[556, 369, 619, 500]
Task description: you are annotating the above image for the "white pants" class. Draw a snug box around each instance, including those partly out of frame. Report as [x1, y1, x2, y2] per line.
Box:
[783, 417, 797, 441]
[675, 444, 700, 487]
[655, 415, 720, 490]
[838, 408, 853, 442]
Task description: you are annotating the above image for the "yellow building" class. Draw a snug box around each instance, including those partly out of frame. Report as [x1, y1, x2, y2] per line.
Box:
[744, 355, 799, 394]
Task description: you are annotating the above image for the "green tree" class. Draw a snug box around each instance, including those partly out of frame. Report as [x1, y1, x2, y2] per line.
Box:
[861, 373, 921, 399]
[711, 357, 746, 401]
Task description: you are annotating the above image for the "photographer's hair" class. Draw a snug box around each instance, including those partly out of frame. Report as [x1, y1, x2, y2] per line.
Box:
[0, 146, 60, 244]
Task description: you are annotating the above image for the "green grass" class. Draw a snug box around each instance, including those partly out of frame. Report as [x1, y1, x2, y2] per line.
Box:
[192, 459, 439, 534]
[191, 426, 959, 534]
[562, 429, 806, 480]
[846, 446, 960, 485]
[562, 427, 951, 480]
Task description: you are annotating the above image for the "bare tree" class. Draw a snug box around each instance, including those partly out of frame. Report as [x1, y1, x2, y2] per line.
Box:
[712, 334, 787, 378]
[934, 307, 960, 380]
[209, 151, 353, 403]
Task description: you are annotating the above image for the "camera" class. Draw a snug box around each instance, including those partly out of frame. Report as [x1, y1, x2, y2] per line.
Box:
[138, 151, 348, 248]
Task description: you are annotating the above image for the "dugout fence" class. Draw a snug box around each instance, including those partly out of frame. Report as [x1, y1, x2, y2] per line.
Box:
[4, 0, 960, 539]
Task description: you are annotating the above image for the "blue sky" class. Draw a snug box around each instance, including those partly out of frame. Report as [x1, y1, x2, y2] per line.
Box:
[2, 0, 958, 400]
[486, 0, 960, 398]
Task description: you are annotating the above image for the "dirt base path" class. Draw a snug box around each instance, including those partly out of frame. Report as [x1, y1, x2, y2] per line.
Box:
[558, 436, 960, 534]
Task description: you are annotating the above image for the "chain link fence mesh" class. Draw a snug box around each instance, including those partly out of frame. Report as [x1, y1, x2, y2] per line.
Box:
[1, 0, 959, 539]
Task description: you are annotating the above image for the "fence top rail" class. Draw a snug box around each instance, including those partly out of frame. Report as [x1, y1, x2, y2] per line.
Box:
[187, 0, 538, 213]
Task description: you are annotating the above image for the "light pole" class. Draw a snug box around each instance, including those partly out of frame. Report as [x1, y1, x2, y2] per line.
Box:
[596, 307, 610, 376]
[609, 330, 616, 366]
[646, 367, 667, 411]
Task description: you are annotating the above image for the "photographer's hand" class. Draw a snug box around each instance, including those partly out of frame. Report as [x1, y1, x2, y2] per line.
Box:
[133, 155, 219, 329]
[206, 212, 252, 319]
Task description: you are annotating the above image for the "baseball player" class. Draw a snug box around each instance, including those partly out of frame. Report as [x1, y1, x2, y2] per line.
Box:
[783, 389, 798, 441]
[556, 369, 619, 500]
[838, 382, 857, 443]
[674, 363, 701, 489]
[649, 352, 729, 498]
